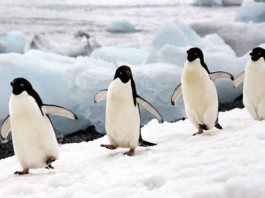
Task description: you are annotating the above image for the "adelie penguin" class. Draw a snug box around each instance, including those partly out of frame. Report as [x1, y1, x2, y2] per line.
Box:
[94, 65, 163, 156]
[234, 47, 265, 120]
[0, 78, 78, 175]
[171, 47, 234, 136]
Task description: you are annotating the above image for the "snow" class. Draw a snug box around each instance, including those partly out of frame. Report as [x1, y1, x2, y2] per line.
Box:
[235, 0, 265, 23]
[107, 19, 136, 33]
[1, 109, 265, 197]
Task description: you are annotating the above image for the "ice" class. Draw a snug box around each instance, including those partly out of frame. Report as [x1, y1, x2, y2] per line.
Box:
[151, 20, 235, 56]
[90, 46, 149, 65]
[0, 20, 250, 136]
[1, 109, 265, 197]
[222, 0, 242, 5]
[0, 31, 25, 54]
[193, 0, 223, 6]
[30, 33, 94, 57]
[0, 50, 89, 136]
[190, 22, 265, 56]
[193, 0, 242, 6]
[235, 0, 265, 23]
[107, 19, 136, 33]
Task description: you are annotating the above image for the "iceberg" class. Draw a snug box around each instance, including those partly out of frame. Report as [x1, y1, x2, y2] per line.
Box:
[0, 31, 25, 54]
[236, 0, 265, 23]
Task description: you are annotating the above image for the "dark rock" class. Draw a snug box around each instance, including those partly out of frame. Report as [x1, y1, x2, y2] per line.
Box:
[219, 95, 244, 112]
[0, 141, 14, 160]
[60, 125, 104, 144]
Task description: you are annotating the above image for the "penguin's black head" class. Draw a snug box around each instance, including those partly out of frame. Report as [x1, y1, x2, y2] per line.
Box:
[250, 47, 265, 62]
[114, 65, 132, 83]
[187, 47, 204, 62]
[11, 78, 33, 95]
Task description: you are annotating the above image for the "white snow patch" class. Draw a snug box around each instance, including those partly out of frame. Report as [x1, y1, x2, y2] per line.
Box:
[1, 109, 265, 197]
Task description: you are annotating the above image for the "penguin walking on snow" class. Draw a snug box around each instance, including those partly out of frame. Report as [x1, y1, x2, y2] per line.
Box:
[0, 78, 78, 175]
[234, 47, 265, 120]
[171, 47, 234, 136]
[94, 65, 163, 156]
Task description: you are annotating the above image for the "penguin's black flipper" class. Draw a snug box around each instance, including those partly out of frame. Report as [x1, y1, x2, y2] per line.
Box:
[139, 133, 157, 147]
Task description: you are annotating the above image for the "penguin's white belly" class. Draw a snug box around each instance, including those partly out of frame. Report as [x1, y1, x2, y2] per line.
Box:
[182, 66, 218, 129]
[10, 95, 59, 169]
[105, 83, 140, 149]
[244, 62, 265, 120]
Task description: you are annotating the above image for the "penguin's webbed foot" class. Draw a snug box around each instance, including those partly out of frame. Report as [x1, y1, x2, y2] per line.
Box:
[193, 127, 204, 136]
[101, 144, 118, 150]
[46, 156, 56, 165]
[14, 168, 29, 175]
[46, 164, 54, 169]
[124, 148, 135, 156]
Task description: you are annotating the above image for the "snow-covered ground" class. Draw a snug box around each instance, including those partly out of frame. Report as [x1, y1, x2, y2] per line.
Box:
[1, 108, 265, 198]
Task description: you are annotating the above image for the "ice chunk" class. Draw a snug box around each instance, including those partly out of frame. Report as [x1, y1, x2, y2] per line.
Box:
[152, 20, 201, 51]
[235, 0, 265, 23]
[222, 0, 242, 6]
[30, 33, 93, 57]
[90, 46, 149, 65]
[107, 19, 136, 33]
[0, 31, 25, 54]
[193, 0, 223, 6]
[148, 20, 235, 66]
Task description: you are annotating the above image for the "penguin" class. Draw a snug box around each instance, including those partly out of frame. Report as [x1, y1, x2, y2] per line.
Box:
[94, 65, 163, 156]
[0, 78, 78, 175]
[233, 47, 265, 120]
[171, 47, 234, 135]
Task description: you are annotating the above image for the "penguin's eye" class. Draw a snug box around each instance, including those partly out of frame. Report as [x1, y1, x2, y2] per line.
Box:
[20, 83, 24, 87]
[194, 53, 198, 56]
[119, 71, 123, 75]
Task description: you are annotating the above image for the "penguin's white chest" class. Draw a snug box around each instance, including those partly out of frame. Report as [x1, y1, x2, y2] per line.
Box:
[243, 59, 265, 119]
[105, 79, 140, 148]
[9, 92, 59, 169]
[181, 60, 218, 129]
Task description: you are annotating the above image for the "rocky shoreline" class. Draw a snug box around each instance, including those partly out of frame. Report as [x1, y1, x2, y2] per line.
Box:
[0, 99, 244, 160]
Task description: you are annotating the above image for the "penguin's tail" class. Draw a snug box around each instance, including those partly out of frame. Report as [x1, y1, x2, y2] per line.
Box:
[139, 133, 157, 147]
[139, 139, 157, 147]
